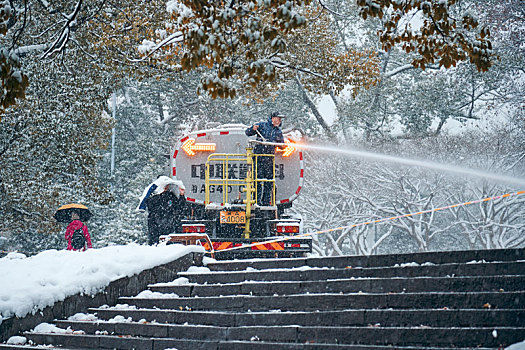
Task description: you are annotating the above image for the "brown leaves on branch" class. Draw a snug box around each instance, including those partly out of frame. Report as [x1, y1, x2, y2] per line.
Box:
[87, 0, 173, 80]
[0, 0, 29, 121]
[154, 1, 380, 99]
[145, 0, 493, 99]
[0, 0, 497, 115]
[285, 8, 380, 97]
[0, 50, 28, 119]
[357, 0, 493, 72]
[165, 0, 313, 99]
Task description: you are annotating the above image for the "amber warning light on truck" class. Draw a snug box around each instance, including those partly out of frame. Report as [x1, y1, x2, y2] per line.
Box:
[181, 138, 216, 156]
[276, 140, 296, 157]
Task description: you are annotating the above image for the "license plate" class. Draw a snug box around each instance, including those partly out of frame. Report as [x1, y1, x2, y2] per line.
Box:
[220, 211, 246, 224]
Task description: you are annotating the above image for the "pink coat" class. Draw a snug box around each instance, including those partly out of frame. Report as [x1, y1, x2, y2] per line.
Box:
[65, 219, 92, 251]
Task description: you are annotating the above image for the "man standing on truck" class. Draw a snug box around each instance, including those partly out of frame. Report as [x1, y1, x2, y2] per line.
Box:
[245, 111, 285, 206]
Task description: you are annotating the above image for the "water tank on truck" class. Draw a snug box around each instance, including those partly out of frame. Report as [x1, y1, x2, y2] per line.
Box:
[168, 124, 311, 258]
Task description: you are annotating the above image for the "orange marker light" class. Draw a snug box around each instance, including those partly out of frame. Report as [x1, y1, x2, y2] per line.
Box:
[276, 140, 295, 157]
[181, 138, 216, 156]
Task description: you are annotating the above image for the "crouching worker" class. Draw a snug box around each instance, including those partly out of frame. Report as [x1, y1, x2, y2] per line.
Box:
[65, 212, 92, 251]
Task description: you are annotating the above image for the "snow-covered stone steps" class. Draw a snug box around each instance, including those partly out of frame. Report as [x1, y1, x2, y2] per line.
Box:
[22, 325, 525, 349]
[9, 247, 525, 349]
[206, 247, 525, 271]
[115, 291, 524, 312]
[85, 308, 524, 328]
[0, 345, 84, 350]
[0, 339, 501, 350]
[12, 333, 502, 350]
[147, 275, 525, 296]
[177, 260, 525, 284]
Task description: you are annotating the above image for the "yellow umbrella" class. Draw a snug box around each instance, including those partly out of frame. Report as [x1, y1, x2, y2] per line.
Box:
[54, 203, 93, 223]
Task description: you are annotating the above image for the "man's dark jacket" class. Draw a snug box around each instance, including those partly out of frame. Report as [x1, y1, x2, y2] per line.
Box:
[146, 190, 186, 243]
[245, 116, 284, 154]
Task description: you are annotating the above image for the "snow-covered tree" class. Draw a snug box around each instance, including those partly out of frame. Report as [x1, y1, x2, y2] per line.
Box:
[295, 126, 524, 256]
[0, 57, 114, 253]
[140, 0, 493, 99]
[0, 0, 118, 253]
[0, 0, 28, 117]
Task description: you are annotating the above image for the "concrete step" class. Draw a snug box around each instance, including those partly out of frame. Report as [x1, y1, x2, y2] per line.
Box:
[149, 274, 525, 296]
[24, 332, 156, 349]
[0, 342, 499, 350]
[211, 344, 497, 350]
[87, 307, 525, 327]
[118, 291, 524, 312]
[207, 248, 525, 271]
[25, 325, 525, 348]
[213, 343, 496, 350]
[0, 346, 85, 350]
[179, 261, 525, 284]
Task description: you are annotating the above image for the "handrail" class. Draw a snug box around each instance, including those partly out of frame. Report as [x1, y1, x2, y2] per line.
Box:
[205, 148, 277, 238]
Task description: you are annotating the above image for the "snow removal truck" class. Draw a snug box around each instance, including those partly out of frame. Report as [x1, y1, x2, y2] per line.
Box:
[161, 124, 312, 259]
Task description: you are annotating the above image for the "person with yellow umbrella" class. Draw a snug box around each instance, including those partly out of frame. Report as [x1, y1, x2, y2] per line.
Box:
[54, 203, 93, 251]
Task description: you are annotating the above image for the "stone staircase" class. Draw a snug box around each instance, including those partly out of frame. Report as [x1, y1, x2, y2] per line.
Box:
[2, 248, 524, 349]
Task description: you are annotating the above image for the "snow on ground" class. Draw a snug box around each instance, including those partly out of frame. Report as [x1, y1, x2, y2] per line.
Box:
[507, 340, 525, 350]
[185, 265, 212, 274]
[0, 243, 204, 323]
[181, 265, 331, 275]
[134, 290, 180, 299]
[150, 276, 190, 287]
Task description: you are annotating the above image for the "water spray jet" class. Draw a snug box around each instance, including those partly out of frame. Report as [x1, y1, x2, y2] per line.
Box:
[290, 142, 525, 187]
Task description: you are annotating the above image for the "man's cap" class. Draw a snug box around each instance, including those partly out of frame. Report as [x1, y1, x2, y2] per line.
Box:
[271, 111, 286, 118]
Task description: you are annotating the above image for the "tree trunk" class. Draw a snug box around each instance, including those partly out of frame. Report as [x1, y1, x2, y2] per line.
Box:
[329, 91, 350, 142]
[156, 90, 164, 122]
[295, 75, 336, 139]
